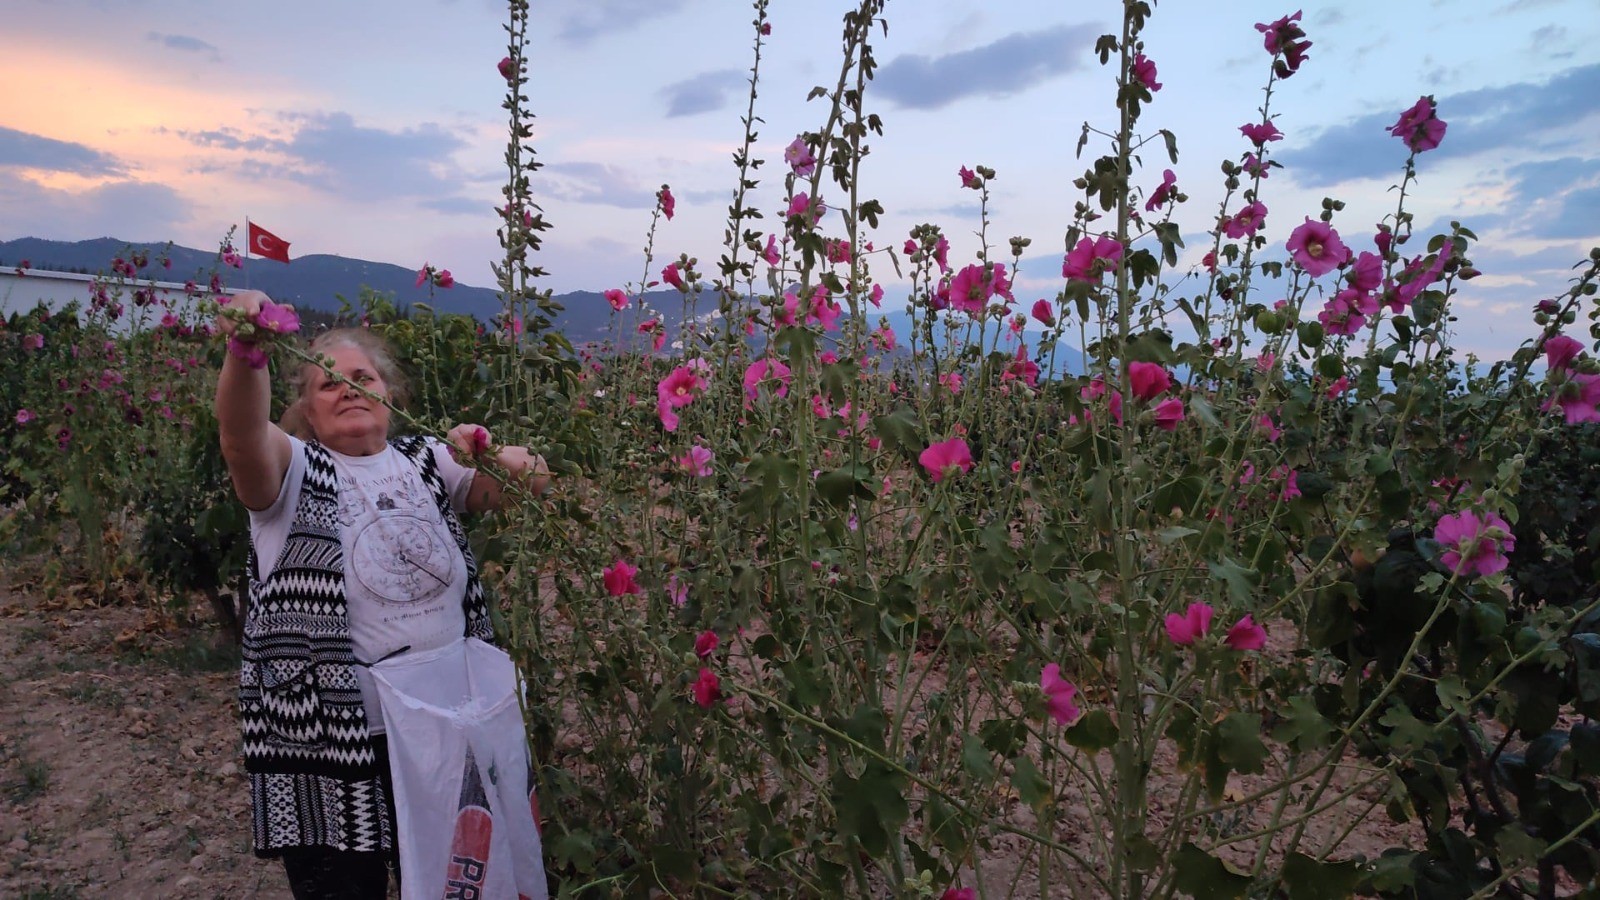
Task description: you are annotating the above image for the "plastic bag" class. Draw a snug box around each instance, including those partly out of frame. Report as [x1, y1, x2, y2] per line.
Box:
[371, 638, 548, 900]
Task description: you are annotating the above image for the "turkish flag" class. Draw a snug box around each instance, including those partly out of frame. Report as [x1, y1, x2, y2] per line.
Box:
[247, 222, 291, 264]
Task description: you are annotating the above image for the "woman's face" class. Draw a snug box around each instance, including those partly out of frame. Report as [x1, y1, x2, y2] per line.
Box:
[302, 344, 391, 455]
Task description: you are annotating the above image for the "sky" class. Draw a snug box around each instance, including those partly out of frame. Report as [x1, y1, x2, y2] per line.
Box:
[1, 0, 1596, 359]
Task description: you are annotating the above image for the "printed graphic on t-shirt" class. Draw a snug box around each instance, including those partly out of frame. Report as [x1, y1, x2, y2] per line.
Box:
[339, 467, 458, 608]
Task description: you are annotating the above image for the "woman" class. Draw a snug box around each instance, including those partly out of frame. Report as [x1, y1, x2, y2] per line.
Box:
[216, 290, 547, 898]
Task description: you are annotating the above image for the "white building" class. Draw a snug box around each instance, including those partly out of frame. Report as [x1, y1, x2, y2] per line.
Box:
[1, 266, 231, 332]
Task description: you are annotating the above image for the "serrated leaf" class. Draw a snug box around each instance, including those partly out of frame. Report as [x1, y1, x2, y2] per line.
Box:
[1172, 843, 1251, 899]
[1010, 755, 1050, 808]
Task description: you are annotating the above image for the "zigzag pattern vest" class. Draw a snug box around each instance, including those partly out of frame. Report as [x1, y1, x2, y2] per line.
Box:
[239, 436, 492, 853]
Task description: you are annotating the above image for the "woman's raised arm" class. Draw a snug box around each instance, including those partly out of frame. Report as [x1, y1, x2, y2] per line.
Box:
[215, 290, 293, 511]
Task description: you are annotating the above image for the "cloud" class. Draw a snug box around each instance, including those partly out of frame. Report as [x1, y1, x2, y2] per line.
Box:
[548, 0, 690, 43]
[660, 70, 746, 118]
[172, 127, 285, 154]
[1536, 184, 1600, 240]
[875, 23, 1100, 111]
[1278, 63, 1600, 187]
[145, 32, 220, 60]
[541, 162, 655, 209]
[0, 171, 191, 241]
[273, 112, 474, 203]
[0, 126, 127, 177]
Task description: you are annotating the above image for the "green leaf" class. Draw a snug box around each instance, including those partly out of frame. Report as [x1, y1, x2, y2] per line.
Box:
[830, 761, 908, 857]
[1272, 696, 1333, 753]
[1065, 709, 1120, 752]
[960, 735, 996, 780]
[1157, 526, 1200, 545]
[1281, 853, 1363, 900]
[1010, 755, 1050, 808]
[1362, 850, 1417, 892]
[815, 464, 876, 508]
[1207, 557, 1260, 605]
[872, 407, 922, 456]
[1171, 843, 1251, 899]
[1495, 827, 1547, 870]
[1215, 712, 1267, 774]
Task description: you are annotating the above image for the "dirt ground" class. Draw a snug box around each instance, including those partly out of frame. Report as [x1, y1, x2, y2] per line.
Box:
[0, 578, 294, 899]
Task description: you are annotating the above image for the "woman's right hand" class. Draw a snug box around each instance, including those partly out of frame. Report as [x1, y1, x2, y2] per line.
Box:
[218, 289, 271, 339]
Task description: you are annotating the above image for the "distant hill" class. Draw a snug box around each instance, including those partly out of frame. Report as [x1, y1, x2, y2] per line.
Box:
[0, 236, 1082, 372]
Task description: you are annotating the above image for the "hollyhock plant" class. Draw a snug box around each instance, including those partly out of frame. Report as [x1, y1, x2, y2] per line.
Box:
[256, 299, 300, 334]
[1144, 168, 1177, 212]
[1434, 509, 1516, 577]
[760, 234, 781, 266]
[1225, 615, 1268, 651]
[497, 56, 516, 82]
[1543, 334, 1584, 371]
[1222, 201, 1268, 238]
[787, 192, 824, 221]
[1166, 603, 1214, 646]
[1062, 235, 1125, 283]
[14, 409, 33, 425]
[784, 136, 816, 177]
[947, 263, 1004, 315]
[1544, 373, 1600, 425]
[694, 630, 719, 659]
[1239, 121, 1284, 146]
[1131, 52, 1161, 92]
[604, 288, 628, 311]
[1153, 397, 1185, 431]
[1286, 218, 1352, 277]
[1348, 251, 1383, 293]
[1388, 96, 1447, 153]
[1040, 663, 1082, 726]
[657, 185, 676, 220]
[692, 668, 722, 709]
[603, 559, 643, 597]
[919, 437, 974, 483]
[1031, 299, 1056, 327]
[1128, 362, 1172, 401]
[743, 358, 792, 401]
[662, 262, 685, 290]
[942, 889, 976, 900]
[1255, 10, 1311, 78]
[959, 165, 980, 189]
[22, 333, 44, 351]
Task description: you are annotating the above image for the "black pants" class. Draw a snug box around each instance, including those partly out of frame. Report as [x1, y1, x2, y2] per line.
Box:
[279, 737, 401, 900]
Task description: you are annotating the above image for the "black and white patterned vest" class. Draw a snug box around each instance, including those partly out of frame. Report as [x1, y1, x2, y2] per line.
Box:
[239, 435, 492, 855]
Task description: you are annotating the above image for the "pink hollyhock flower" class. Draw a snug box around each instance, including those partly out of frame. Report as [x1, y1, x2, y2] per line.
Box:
[1388, 96, 1447, 154]
[1348, 251, 1383, 293]
[939, 372, 963, 394]
[1225, 615, 1268, 651]
[666, 573, 689, 607]
[227, 336, 269, 369]
[1153, 397, 1185, 431]
[56, 426, 72, 450]
[1222, 201, 1268, 239]
[1256, 351, 1276, 373]
[825, 239, 852, 265]
[435, 269, 455, 288]
[1003, 347, 1040, 388]
[1131, 52, 1161, 92]
[415, 264, 430, 287]
[1255, 10, 1312, 78]
[1286, 218, 1351, 277]
[1128, 361, 1172, 401]
[255, 299, 300, 334]
[1040, 663, 1082, 726]
[662, 262, 685, 290]
[1201, 250, 1217, 273]
[657, 365, 707, 411]
[919, 437, 974, 483]
[1326, 376, 1350, 398]
[1277, 467, 1302, 500]
[497, 56, 516, 82]
[1241, 153, 1270, 179]
[934, 235, 950, 273]
[742, 358, 792, 400]
[787, 192, 824, 220]
[1318, 291, 1366, 336]
[1165, 602, 1214, 645]
[948, 263, 997, 315]
[658, 185, 676, 220]
[14, 409, 34, 425]
[869, 283, 884, 307]
[1239, 121, 1284, 146]
[1031, 299, 1056, 327]
[1544, 334, 1584, 371]
[603, 559, 643, 596]
[1544, 372, 1600, 424]
[22, 333, 44, 351]
[761, 234, 780, 266]
[808, 291, 842, 332]
[604, 288, 628, 311]
[693, 668, 722, 708]
[1062, 235, 1125, 283]
[959, 165, 980, 188]
[1256, 415, 1282, 443]
[870, 324, 896, 352]
[1145, 168, 1177, 212]
[942, 889, 976, 900]
[784, 136, 815, 176]
[694, 629, 719, 658]
[1434, 509, 1515, 577]
[469, 426, 491, 457]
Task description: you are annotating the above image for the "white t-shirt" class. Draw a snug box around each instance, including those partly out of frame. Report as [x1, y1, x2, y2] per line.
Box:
[249, 435, 478, 734]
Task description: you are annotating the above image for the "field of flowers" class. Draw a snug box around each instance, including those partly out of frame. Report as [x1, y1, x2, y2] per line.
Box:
[4, 0, 1600, 897]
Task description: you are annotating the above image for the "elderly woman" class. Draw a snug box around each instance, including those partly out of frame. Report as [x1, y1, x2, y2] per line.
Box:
[215, 290, 546, 898]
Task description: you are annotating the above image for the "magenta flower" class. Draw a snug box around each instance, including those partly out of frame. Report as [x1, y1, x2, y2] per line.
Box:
[657, 185, 676, 220]
[787, 192, 824, 221]
[468, 426, 491, 457]
[942, 889, 977, 900]
[1239, 121, 1284, 146]
[1224, 615, 1268, 651]
[1061, 235, 1125, 284]
[1433, 509, 1515, 578]
[604, 288, 628, 311]
[657, 365, 707, 410]
[692, 668, 722, 708]
[22, 333, 44, 351]
[1348, 251, 1383, 293]
[1222, 201, 1267, 239]
[1544, 372, 1600, 425]
[742, 358, 792, 401]
[1144, 168, 1178, 212]
[255, 299, 301, 334]
[1255, 10, 1312, 78]
[1131, 52, 1162, 92]
[761, 234, 781, 266]
[662, 262, 685, 291]
[1153, 397, 1185, 431]
[603, 559, 643, 597]
[1241, 153, 1271, 179]
[958, 165, 980, 189]
[1128, 362, 1172, 401]
[1039, 663, 1082, 726]
[667, 574, 689, 607]
[1326, 376, 1351, 398]
[1544, 334, 1584, 371]
[1317, 290, 1367, 336]
[1031, 299, 1056, 328]
[784, 136, 816, 177]
[1165, 602, 1214, 646]
[869, 283, 884, 307]
[227, 336, 269, 369]
[948, 263, 1000, 316]
[694, 629, 719, 659]
[497, 56, 516, 83]
[1286, 218, 1351, 277]
[14, 409, 34, 425]
[919, 437, 974, 483]
[1004, 348, 1040, 388]
[1388, 96, 1447, 154]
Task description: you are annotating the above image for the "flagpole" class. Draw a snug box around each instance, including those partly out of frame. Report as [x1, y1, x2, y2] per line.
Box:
[244, 216, 252, 290]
